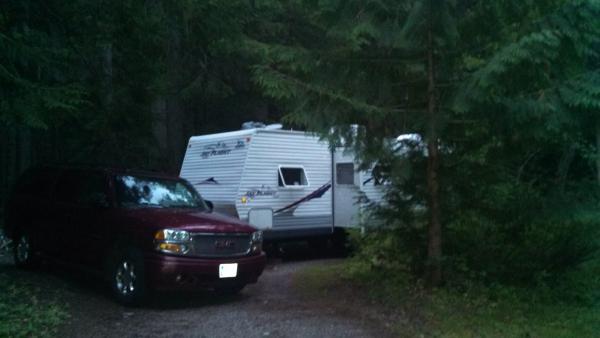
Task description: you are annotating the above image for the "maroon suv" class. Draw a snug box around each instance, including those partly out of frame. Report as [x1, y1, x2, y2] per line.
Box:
[4, 166, 266, 304]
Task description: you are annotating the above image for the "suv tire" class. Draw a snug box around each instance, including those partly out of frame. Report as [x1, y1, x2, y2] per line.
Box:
[109, 248, 146, 306]
[13, 233, 39, 268]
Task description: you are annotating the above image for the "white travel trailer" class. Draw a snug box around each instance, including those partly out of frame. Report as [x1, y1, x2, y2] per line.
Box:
[179, 124, 384, 241]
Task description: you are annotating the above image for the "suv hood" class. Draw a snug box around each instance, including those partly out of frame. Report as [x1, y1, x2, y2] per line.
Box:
[123, 208, 256, 233]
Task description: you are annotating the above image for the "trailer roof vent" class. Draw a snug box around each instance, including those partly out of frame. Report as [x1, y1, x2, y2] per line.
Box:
[241, 121, 283, 130]
[264, 123, 283, 130]
[242, 121, 266, 129]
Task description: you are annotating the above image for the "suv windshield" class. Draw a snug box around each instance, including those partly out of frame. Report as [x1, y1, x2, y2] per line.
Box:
[115, 175, 206, 210]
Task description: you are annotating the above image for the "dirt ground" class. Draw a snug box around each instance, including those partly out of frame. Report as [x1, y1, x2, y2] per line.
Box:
[0, 245, 397, 338]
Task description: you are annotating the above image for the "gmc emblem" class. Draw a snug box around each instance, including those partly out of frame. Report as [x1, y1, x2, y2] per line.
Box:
[214, 239, 235, 249]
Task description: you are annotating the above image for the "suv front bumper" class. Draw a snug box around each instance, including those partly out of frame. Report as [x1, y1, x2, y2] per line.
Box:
[144, 251, 267, 291]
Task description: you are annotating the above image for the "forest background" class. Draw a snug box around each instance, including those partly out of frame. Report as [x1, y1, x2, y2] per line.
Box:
[2, 0, 600, 308]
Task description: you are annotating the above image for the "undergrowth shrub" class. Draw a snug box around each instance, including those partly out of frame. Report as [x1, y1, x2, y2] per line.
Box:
[353, 172, 600, 304]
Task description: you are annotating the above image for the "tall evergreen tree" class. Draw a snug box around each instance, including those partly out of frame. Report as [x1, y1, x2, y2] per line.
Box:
[248, 0, 459, 286]
[248, 0, 600, 286]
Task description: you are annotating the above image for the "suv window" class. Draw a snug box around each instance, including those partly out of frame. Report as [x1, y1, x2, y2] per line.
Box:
[54, 170, 109, 207]
[115, 175, 206, 209]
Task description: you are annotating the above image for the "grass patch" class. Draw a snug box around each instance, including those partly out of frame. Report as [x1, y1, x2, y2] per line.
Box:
[293, 259, 600, 337]
[425, 287, 600, 337]
[0, 271, 68, 337]
[292, 262, 345, 295]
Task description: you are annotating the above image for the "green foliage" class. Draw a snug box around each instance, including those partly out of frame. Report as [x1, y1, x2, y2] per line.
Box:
[295, 260, 600, 337]
[278, 1, 600, 290]
[250, 0, 600, 294]
[426, 286, 600, 338]
[445, 189, 600, 287]
[247, 0, 426, 150]
[0, 0, 276, 171]
[454, 0, 600, 123]
[370, 125, 600, 296]
[1, 0, 587, 297]
[0, 273, 67, 337]
[0, 5, 86, 128]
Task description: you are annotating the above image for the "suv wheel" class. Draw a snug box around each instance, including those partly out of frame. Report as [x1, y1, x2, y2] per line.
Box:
[110, 250, 146, 305]
[13, 233, 39, 268]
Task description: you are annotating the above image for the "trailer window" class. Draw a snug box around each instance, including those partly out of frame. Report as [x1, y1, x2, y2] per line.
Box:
[278, 166, 309, 187]
[336, 163, 355, 185]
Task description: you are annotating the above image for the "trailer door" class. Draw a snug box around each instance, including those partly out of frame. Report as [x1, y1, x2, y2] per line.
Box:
[333, 151, 360, 227]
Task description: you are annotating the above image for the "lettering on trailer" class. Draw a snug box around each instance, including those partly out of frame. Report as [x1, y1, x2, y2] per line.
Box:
[241, 185, 278, 204]
[201, 141, 231, 158]
[197, 138, 249, 158]
[244, 185, 279, 198]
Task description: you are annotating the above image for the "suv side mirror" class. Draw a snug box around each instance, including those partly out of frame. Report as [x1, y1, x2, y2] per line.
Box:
[205, 200, 214, 212]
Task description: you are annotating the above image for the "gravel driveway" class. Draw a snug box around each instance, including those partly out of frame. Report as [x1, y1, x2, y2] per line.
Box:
[1, 247, 395, 338]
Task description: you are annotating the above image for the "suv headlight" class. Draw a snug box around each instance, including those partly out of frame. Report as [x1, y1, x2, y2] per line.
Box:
[251, 230, 263, 253]
[154, 229, 191, 255]
[251, 230, 263, 243]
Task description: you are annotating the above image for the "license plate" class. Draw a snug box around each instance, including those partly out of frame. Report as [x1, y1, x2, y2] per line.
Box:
[219, 263, 238, 278]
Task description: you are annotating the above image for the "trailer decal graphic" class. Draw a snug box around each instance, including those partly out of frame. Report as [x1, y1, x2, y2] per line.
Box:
[197, 177, 219, 185]
[274, 182, 332, 215]
[235, 140, 246, 148]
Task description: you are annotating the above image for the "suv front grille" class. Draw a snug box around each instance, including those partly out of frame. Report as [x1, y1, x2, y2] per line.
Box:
[189, 233, 252, 258]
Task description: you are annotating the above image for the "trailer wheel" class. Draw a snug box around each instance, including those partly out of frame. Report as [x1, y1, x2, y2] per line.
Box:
[308, 237, 329, 255]
[331, 228, 349, 257]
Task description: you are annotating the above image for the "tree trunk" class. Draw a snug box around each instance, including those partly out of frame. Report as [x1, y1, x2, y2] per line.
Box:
[18, 125, 32, 172]
[557, 146, 575, 192]
[596, 120, 600, 185]
[0, 123, 9, 220]
[101, 43, 113, 111]
[165, 18, 185, 174]
[425, 0, 443, 288]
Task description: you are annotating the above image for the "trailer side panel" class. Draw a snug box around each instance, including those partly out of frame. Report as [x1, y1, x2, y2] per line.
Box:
[237, 130, 333, 236]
